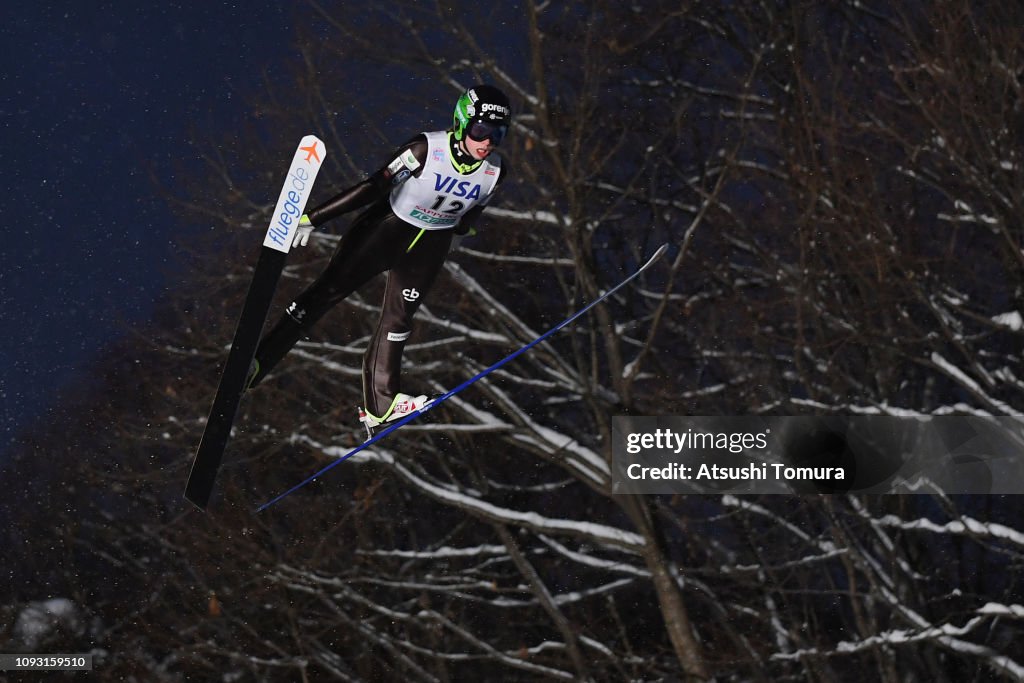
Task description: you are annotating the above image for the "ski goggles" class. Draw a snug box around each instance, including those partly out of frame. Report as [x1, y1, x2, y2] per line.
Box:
[466, 120, 509, 145]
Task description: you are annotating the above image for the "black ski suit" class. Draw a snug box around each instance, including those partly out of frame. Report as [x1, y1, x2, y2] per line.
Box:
[250, 131, 504, 417]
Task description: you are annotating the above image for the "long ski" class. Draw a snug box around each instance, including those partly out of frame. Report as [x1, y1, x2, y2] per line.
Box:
[257, 243, 669, 512]
[185, 135, 326, 511]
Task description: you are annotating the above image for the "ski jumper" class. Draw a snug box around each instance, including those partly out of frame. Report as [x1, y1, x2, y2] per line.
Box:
[250, 131, 503, 417]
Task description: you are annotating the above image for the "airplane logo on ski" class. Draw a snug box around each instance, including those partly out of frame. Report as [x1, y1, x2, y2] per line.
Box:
[301, 141, 321, 163]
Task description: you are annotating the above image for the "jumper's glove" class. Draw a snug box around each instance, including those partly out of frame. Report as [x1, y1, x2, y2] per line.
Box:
[292, 214, 315, 248]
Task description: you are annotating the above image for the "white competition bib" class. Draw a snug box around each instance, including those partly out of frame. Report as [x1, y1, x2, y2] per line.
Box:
[388, 131, 501, 230]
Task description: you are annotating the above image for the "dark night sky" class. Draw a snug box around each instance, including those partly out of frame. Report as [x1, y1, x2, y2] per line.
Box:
[1, 4, 301, 456]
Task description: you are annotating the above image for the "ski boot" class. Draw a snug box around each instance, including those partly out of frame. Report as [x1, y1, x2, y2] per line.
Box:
[358, 393, 433, 440]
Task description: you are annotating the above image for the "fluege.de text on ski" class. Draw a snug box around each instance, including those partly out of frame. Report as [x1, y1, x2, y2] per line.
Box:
[266, 166, 312, 248]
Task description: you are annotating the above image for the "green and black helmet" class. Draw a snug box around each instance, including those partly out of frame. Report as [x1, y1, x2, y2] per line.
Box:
[452, 84, 511, 144]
